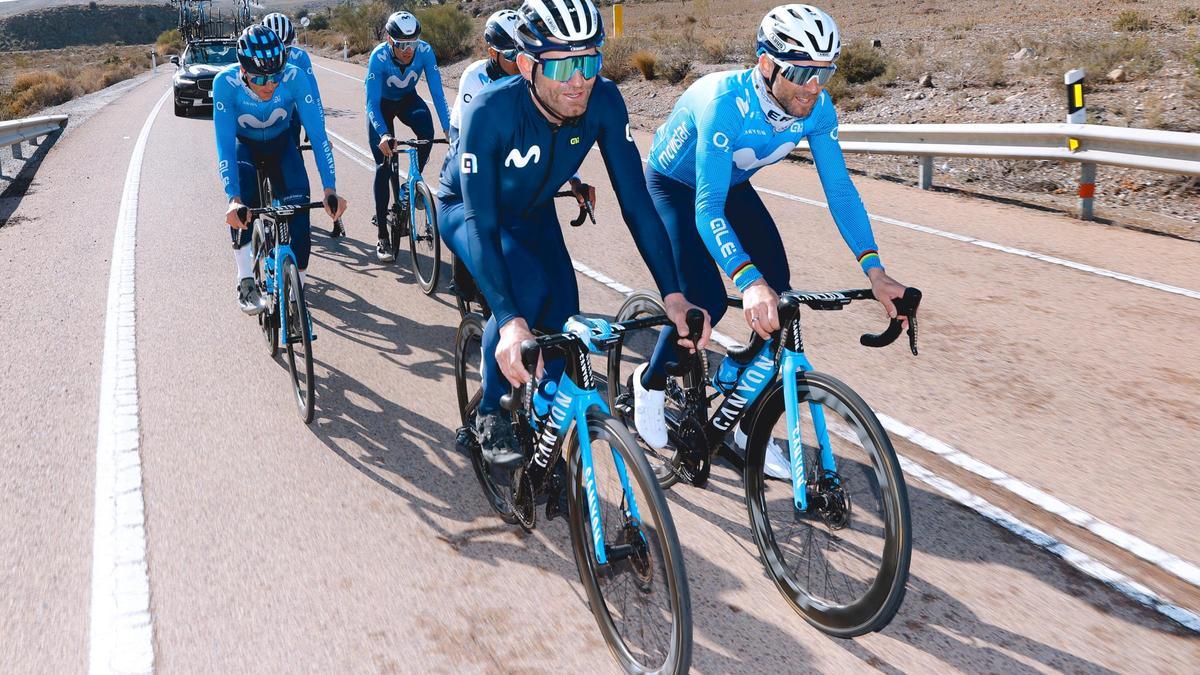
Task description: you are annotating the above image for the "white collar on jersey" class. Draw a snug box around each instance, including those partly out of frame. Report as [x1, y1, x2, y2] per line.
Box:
[751, 67, 798, 132]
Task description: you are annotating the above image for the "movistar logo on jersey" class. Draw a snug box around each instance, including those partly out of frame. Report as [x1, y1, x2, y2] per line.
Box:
[282, 68, 298, 83]
[237, 108, 288, 129]
[461, 152, 478, 174]
[387, 71, 420, 89]
[655, 121, 691, 167]
[732, 142, 796, 171]
[830, 126, 839, 141]
[736, 96, 750, 117]
[504, 145, 541, 168]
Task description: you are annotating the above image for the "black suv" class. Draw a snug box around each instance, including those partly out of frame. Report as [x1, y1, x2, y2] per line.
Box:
[171, 39, 238, 117]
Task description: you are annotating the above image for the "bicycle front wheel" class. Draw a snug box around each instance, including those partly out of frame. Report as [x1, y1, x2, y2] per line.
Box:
[743, 370, 910, 637]
[407, 180, 441, 294]
[567, 411, 692, 674]
[252, 223, 278, 358]
[282, 259, 315, 423]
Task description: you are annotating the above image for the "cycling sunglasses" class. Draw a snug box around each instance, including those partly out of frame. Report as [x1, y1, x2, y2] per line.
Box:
[770, 55, 837, 86]
[245, 71, 285, 86]
[534, 53, 603, 82]
[498, 48, 519, 62]
[390, 39, 418, 51]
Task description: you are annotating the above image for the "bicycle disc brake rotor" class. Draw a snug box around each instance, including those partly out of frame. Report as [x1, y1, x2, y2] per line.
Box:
[809, 470, 852, 530]
[620, 520, 655, 590]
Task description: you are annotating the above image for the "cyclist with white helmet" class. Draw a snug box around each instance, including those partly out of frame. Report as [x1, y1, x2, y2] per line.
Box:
[448, 9, 522, 144]
[215, 25, 347, 313]
[366, 10, 451, 262]
[437, 0, 710, 468]
[632, 4, 911, 472]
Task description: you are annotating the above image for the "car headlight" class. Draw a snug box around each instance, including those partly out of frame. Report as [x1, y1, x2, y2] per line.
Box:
[175, 76, 196, 85]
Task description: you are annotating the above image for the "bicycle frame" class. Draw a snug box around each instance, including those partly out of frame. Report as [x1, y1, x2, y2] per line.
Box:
[389, 146, 424, 215]
[522, 319, 645, 566]
[253, 175, 302, 346]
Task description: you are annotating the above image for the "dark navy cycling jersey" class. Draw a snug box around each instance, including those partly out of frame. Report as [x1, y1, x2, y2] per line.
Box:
[365, 40, 450, 138]
[212, 63, 336, 200]
[440, 75, 680, 328]
[647, 68, 881, 290]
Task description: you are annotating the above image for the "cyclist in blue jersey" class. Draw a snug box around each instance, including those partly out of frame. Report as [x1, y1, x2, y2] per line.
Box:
[633, 5, 911, 472]
[367, 11, 451, 262]
[216, 25, 347, 313]
[438, 0, 710, 468]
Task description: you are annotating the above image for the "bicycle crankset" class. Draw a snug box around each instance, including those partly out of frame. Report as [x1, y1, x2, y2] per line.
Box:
[670, 415, 711, 487]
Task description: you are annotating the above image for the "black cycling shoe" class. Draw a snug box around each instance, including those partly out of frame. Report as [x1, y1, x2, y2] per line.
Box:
[237, 277, 265, 315]
[330, 218, 345, 238]
[475, 412, 524, 469]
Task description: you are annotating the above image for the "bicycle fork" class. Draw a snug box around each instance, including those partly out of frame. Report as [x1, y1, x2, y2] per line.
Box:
[780, 348, 838, 512]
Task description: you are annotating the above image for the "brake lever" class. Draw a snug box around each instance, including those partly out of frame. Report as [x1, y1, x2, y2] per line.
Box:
[859, 287, 922, 354]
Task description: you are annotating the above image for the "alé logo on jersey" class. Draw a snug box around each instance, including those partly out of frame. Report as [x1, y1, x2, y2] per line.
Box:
[387, 70, 420, 89]
[238, 108, 288, 129]
[710, 218, 738, 258]
[504, 145, 541, 169]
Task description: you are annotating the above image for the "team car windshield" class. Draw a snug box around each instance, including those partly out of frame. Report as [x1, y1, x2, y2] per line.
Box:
[185, 44, 238, 66]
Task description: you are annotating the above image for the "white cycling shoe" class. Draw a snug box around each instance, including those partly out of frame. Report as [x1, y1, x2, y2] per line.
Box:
[632, 363, 669, 450]
[733, 426, 791, 480]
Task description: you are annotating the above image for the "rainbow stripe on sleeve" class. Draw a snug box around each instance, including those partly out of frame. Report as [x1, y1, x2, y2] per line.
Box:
[732, 262, 758, 287]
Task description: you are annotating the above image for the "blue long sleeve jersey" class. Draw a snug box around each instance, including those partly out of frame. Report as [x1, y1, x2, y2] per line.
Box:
[365, 41, 451, 138]
[286, 45, 322, 107]
[647, 69, 881, 291]
[440, 76, 681, 327]
[213, 63, 336, 201]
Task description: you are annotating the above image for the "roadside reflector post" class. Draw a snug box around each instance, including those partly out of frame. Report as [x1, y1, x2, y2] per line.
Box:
[1065, 68, 1095, 220]
[614, 3, 624, 38]
[918, 155, 933, 190]
[151, 50, 157, 71]
[343, 40, 348, 61]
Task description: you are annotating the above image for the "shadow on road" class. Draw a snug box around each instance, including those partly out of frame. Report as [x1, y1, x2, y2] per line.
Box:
[0, 129, 64, 229]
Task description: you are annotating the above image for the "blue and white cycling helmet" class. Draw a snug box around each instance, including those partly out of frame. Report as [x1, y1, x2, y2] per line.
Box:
[262, 13, 295, 47]
[485, 9, 522, 52]
[756, 4, 841, 62]
[514, 0, 605, 55]
[384, 11, 420, 41]
[236, 25, 287, 76]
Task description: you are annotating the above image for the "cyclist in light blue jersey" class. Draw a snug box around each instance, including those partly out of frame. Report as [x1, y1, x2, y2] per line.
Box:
[366, 10, 451, 262]
[216, 25, 346, 313]
[634, 5, 911, 470]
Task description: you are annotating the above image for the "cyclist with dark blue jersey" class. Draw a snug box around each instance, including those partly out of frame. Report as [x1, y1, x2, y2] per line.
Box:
[216, 25, 347, 313]
[367, 11, 451, 262]
[633, 5, 911, 468]
[438, 0, 710, 468]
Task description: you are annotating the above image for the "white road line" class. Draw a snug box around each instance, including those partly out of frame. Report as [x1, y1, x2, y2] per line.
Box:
[313, 56, 1200, 302]
[331, 117, 1200, 598]
[314, 62, 367, 84]
[90, 88, 167, 674]
[569, 258, 1200, 631]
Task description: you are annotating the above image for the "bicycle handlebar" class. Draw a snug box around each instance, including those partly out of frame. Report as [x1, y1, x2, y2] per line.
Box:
[552, 188, 595, 227]
[238, 194, 339, 221]
[388, 138, 450, 149]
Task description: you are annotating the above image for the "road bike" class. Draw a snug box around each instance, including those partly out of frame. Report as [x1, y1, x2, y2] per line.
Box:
[450, 188, 594, 318]
[237, 160, 336, 424]
[382, 138, 448, 294]
[607, 287, 921, 637]
[454, 312, 693, 674]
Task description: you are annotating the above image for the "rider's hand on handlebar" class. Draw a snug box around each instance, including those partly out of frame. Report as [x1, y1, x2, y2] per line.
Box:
[226, 198, 248, 229]
[743, 280, 780, 340]
[323, 189, 348, 220]
[664, 292, 710, 353]
[378, 135, 394, 158]
[568, 177, 595, 209]
[497, 318, 543, 388]
[867, 267, 909, 327]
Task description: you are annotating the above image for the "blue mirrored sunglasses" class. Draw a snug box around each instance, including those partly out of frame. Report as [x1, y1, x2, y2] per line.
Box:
[246, 70, 284, 86]
[535, 53, 603, 82]
[771, 56, 837, 86]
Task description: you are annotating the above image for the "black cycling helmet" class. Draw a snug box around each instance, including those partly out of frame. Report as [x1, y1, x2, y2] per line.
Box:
[384, 11, 420, 41]
[236, 25, 287, 76]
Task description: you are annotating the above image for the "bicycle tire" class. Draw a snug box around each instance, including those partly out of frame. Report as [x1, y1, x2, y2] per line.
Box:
[566, 410, 692, 674]
[743, 370, 910, 637]
[251, 220, 279, 358]
[408, 180, 441, 295]
[606, 290, 688, 489]
[282, 259, 315, 423]
[454, 313, 517, 524]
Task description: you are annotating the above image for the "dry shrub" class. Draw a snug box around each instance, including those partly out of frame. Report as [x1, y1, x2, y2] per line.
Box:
[155, 28, 183, 58]
[1176, 8, 1200, 25]
[10, 72, 46, 95]
[1113, 11, 1152, 31]
[415, 4, 472, 62]
[661, 57, 691, 85]
[862, 82, 886, 98]
[700, 37, 728, 64]
[983, 54, 1008, 87]
[601, 36, 640, 83]
[631, 51, 658, 80]
[1071, 34, 1163, 80]
[9, 72, 74, 116]
[838, 42, 889, 84]
[99, 64, 137, 88]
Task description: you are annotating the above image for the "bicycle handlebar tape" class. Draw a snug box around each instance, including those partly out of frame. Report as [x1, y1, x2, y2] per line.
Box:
[859, 287, 922, 350]
[519, 339, 540, 374]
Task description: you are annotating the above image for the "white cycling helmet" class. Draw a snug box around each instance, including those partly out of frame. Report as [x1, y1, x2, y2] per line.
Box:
[515, 0, 604, 54]
[262, 13, 295, 46]
[757, 4, 841, 62]
[385, 11, 420, 41]
[484, 9, 522, 52]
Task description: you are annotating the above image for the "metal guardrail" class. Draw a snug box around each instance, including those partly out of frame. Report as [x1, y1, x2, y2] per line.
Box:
[795, 122, 1200, 219]
[0, 115, 68, 153]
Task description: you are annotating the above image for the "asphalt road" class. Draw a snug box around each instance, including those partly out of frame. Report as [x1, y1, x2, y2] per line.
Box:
[1, 57, 1198, 672]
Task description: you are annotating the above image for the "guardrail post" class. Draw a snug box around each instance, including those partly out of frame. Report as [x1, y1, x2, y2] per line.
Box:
[1078, 162, 1096, 220]
[1064, 68, 1096, 220]
[12, 140, 24, 160]
[918, 156, 933, 190]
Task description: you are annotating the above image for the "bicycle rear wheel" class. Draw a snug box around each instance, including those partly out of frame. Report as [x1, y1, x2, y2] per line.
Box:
[407, 180, 441, 295]
[567, 411, 692, 674]
[606, 291, 689, 489]
[282, 259, 315, 423]
[743, 370, 910, 637]
[252, 222, 278, 358]
[454, 313, 517, 523]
